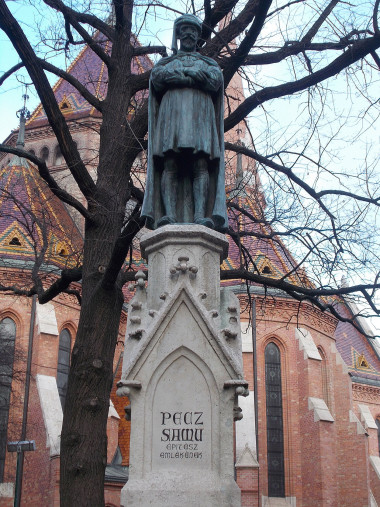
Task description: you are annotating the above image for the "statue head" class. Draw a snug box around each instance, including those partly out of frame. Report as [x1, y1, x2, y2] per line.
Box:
[171, 14, 202, 54]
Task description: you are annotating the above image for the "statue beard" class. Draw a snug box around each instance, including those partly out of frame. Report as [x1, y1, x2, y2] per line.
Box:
[179, 34, 197, 47]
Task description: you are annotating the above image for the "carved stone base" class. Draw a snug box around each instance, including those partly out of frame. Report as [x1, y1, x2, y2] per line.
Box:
[122, 473, 241, 507]
[117, 225, 247, 507]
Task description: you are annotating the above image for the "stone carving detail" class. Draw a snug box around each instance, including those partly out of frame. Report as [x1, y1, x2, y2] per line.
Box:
[135, 270, 146, 288]
[224, 381, 249, 422]
[222, 329, 238, 340]
[352, 383, 380, 403]
[127, 271, 148, 340]
[170, 255, 198, 276]
[116, 379, 142, 398]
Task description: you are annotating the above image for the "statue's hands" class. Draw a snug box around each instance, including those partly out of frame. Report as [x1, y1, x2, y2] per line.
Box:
[165, 69, 193, 86]
[184, 69, 208, 84]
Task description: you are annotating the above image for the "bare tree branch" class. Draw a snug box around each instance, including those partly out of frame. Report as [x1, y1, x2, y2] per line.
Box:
[223, 0, 273, 86]
[201, 0, 240, 43]
[0, 144, 92, 220]
[0, 62, 24, 87]
[0, 0, 97, 201]
[39, 267, 82, 303]
[220, 268, 380, 304]
[0, 267, 82, 304]
[300, 0, 339, 43]
[43, 0, 113, 64]
[224, 35, 380, 131]
[202, 0, 259, 57]
[102, 205, 144, 290]
[37, 58, 103, 111]
[242, 34, 373, 66]
[133, 45, 167, 56]
[226, 142, 380, 208]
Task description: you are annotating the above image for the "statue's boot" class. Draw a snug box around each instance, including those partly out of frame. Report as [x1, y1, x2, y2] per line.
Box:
[193, 158, 214, 229]
[158, 157, 178, 227]
[157, 215, 176, 227]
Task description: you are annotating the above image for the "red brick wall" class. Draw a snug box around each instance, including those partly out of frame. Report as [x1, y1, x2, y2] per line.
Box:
[20, 378, 57, 506]
[1, 287, 377, 507]
[370, 460, 380, 505]
[236, 467, 259, 506]
[239, 294, 375, 506]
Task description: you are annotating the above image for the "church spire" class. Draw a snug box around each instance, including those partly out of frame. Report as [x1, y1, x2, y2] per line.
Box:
[10, 88, 30, 167]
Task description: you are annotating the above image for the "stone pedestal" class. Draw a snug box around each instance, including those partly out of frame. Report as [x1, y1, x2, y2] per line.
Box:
[117, 225, 248, 507]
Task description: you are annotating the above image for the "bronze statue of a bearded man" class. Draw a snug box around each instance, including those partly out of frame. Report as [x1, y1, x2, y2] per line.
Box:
[141, 14, 227, 231]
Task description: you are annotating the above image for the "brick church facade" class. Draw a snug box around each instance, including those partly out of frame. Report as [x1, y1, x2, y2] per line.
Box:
[0, 33, 379, 507]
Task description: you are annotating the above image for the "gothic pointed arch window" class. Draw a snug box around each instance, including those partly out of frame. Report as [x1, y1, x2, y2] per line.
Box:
[0, 317, 16, 481]
[265, 341, 285, 497]
[57, 328, 71, 409]
[40, 146, 49, 162]
[54, 141, 77, 166]
[54, 145, 63, 166]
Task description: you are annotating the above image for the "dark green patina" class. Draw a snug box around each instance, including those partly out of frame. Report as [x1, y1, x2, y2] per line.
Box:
[141, 14, 227, 231]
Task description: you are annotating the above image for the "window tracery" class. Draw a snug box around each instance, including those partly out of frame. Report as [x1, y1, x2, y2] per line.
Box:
[265, 341, 285, 497]
[57, 328, 71, 409]
[0, 317, 16, 481]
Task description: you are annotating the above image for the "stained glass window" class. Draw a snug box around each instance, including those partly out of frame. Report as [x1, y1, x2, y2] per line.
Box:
[265, 342, 285, 497]
[57, 328, 71, 409]
[0, 317, 16, 481]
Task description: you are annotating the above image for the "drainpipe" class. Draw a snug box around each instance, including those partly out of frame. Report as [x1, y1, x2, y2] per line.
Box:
[14, 294, 36, 507]
[251, 299, 259, 458]
[251, 298, 260, 496]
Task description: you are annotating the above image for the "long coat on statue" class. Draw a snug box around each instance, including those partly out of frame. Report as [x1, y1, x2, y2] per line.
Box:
[141, 51, 228, 231]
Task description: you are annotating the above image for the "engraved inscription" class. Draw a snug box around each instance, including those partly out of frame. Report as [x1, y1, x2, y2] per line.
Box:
[158, 410, 204, 460]
[151, 355, 211, 470]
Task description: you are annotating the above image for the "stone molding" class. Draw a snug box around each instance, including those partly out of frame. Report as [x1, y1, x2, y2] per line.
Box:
[235, 444, 259, 468]
[369, 490, 378, 507]
[235, 390, 256, 463]
[308, 397, 334, 422]
[36, 302, 59, 336]
[0, 483, 14, 498]
[349, 410, 367, 435]
[262, 496, 296, 506]
[330, 342, 349, 374]
[240, 321, 253, 352]
[370, 456, 380, 480]
[295, 328, 322, 361]
[36, 374, 63, 457]
[358, 403, 378, 430]
[140, 224, 229, 261]
[108, 400, 120, 420]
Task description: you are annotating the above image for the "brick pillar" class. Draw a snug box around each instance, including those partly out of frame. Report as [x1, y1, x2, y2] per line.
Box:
[236, 444, 259, 507]
[236, 465, 259, 507]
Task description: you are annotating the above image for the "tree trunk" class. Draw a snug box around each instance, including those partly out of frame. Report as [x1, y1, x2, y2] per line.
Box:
[57, 13, 144, 502]
[60, 270, 124, 506]
[59, 188, 127, 506]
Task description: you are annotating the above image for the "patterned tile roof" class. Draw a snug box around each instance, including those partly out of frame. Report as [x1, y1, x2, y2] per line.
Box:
[334, 301, 380, 382]
[222, 186, 308, 287]
[27, 33, 151, 129]
[0, 158, 83, 271]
